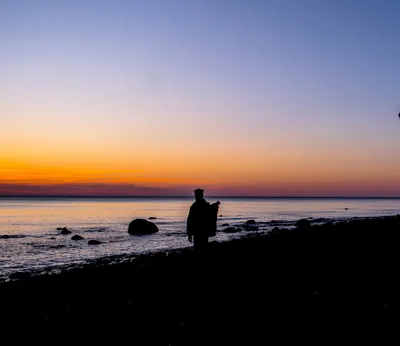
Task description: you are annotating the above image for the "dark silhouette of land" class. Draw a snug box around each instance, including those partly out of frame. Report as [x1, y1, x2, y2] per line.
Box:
[1, 215, 400, 343]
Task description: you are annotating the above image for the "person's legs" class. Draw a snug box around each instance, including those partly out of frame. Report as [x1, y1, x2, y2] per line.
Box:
[193, 235, 208, 251]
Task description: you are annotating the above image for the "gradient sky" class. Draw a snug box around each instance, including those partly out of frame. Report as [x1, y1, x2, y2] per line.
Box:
[1, 0, 400, 196]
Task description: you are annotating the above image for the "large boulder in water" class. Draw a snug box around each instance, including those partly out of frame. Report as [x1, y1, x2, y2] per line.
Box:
[128, 219, 159, 235]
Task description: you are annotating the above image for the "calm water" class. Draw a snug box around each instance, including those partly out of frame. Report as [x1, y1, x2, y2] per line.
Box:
[0, 197, 399, 280]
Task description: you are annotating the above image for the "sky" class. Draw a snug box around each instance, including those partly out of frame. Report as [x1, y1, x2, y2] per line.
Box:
[1, 0, 400, 197]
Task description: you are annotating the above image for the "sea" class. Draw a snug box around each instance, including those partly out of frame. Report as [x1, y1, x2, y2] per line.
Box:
[0, 196, 399, 281]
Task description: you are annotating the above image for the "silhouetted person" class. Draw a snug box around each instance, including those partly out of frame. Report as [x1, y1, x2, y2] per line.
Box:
[187, 188, 220, 252]
[185, 189, 221, 339]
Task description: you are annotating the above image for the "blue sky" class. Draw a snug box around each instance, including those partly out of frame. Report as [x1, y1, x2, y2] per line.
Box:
[1, 0, 400, 196]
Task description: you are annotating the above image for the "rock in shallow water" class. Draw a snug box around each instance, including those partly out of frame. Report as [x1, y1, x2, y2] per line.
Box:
[88, 240, 102, 245]
[223, 227, 242, 233]
[71, 235, 84, 241]
[128, 219, 159, 235]
[60, 227, 71, 235]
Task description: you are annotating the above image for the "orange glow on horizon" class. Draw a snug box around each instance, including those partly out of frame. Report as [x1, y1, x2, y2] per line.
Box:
[1, 135, 400, 196]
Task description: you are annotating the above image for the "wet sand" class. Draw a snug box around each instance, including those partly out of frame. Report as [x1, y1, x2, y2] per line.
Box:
[1, 215, 400, 344]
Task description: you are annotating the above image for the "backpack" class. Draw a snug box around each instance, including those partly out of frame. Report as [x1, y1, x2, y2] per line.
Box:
[208, 202, 219, 237]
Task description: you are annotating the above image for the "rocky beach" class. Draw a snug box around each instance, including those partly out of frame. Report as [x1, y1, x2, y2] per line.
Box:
[1, 215, 400, 344]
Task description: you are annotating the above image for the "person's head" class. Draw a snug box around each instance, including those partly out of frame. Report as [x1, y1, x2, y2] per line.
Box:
[194, 188, 204, 200]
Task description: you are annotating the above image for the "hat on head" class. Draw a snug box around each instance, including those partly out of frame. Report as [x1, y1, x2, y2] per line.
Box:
[194, 188, 204, 195]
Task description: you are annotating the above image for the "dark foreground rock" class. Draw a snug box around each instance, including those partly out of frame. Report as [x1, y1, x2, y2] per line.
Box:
[1, 216, 400, 343]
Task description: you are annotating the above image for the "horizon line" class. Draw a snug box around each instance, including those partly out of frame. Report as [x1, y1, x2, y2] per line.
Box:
[1, 195, 400, 199]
